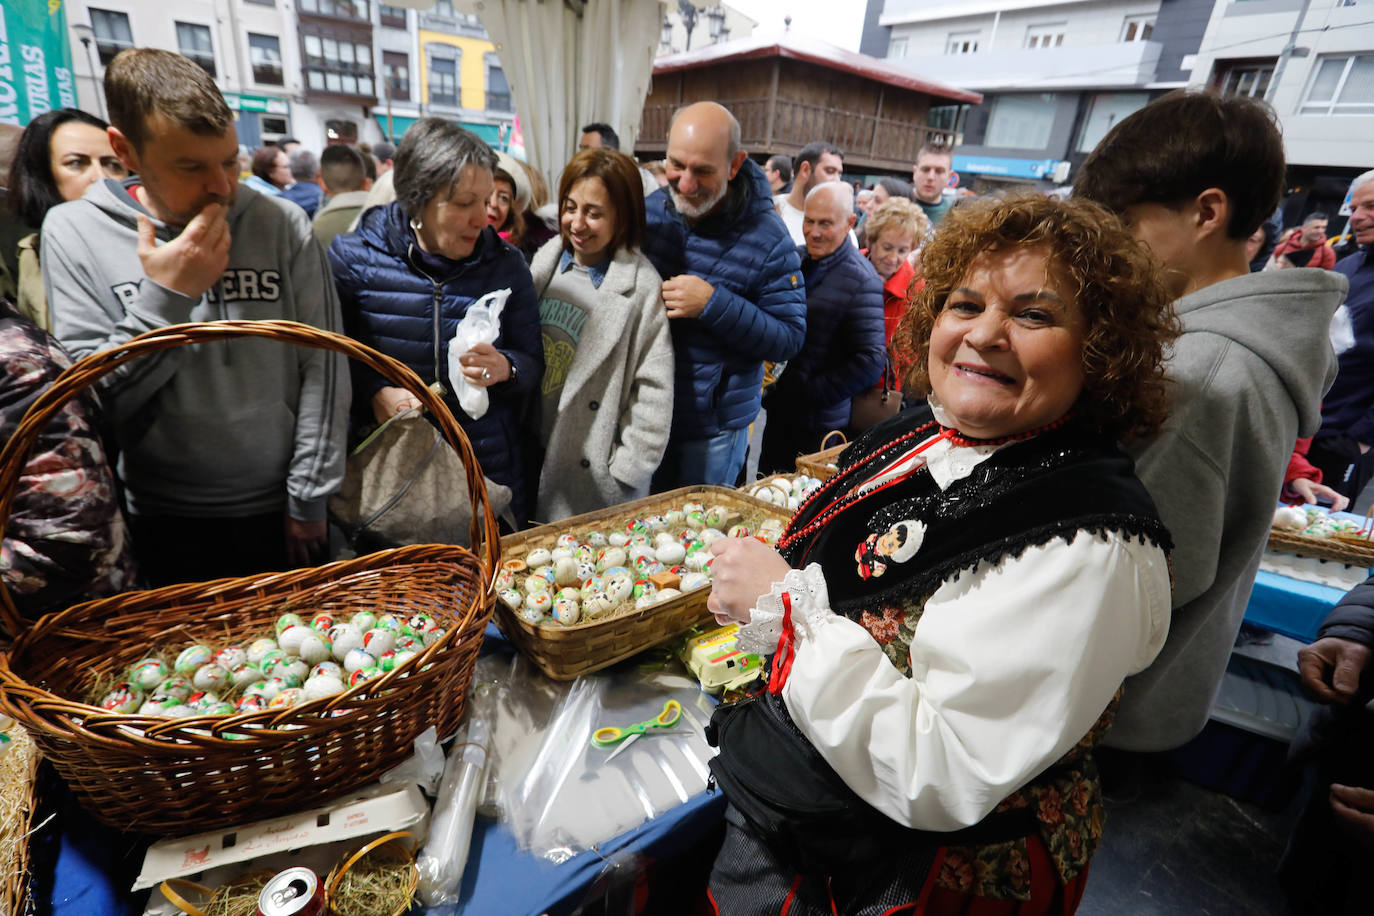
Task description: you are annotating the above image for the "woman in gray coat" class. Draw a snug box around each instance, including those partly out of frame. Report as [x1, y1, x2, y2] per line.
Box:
[529, 148, 674, 522]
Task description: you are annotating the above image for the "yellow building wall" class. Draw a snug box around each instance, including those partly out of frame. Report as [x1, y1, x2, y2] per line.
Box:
[417, 30, 495, 110]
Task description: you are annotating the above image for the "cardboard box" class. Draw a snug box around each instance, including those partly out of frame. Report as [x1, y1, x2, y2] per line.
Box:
[135, 781, 428, 892]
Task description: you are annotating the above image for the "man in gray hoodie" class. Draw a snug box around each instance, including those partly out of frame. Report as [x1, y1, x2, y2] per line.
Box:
[42, 49, 348, 585]
[1076, 91, 1347, 752]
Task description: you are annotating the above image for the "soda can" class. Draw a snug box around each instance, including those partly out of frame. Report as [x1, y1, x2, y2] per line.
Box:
[258, 867, 325, 916]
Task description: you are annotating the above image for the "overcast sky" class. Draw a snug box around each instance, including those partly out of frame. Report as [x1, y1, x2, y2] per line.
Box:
[727, 0, 869, 53]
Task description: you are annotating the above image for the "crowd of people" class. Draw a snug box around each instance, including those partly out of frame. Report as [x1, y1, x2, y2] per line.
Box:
[2, 43, 1374, 914]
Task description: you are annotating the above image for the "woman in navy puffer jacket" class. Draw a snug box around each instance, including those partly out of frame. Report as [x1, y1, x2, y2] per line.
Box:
[328, 120, 542, 526]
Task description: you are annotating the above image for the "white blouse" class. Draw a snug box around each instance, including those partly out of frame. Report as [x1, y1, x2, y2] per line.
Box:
[739, 433, 1172, 833]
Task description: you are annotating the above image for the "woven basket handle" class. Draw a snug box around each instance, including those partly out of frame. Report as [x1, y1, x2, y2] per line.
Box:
[819, 429, 848, 451]
[0, 320, 500, 638]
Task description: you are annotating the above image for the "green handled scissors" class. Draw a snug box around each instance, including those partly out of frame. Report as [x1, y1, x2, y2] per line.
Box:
[592, 700, 681, 762]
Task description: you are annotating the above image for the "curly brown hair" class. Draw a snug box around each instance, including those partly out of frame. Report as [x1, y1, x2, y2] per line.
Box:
[891, 193, 1179, 442]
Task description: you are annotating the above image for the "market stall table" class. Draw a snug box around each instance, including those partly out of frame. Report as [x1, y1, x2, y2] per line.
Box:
[43, 625, 728, 915]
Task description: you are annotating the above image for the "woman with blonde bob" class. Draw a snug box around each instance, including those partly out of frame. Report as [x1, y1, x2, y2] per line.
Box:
[527, 148, 674, 521]
[705, 194, 1179, 913]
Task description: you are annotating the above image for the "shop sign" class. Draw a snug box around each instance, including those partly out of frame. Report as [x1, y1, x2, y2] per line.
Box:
[0, 1, 77, 126]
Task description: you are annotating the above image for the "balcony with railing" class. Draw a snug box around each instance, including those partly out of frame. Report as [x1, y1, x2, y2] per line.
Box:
[897, 40, 1163, 91]
[639, 98, 957, 172]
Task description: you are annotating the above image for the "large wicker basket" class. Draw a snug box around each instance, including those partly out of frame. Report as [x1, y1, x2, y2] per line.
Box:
[0, 321, 499, 835]
[496, 486, 792, 679]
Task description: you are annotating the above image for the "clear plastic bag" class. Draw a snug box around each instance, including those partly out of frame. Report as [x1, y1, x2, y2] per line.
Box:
[491, 665, 717, 862]
[446, 288, 511, 420]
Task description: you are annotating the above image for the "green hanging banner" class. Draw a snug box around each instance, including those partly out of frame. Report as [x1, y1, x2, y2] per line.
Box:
[0, 0, 78, 126]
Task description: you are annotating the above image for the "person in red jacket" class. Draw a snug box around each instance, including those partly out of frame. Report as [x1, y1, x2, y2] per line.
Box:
[1271, 213, 1337, 270]
[861, 196, 929, 347]
[1285, 436, 1350, 511]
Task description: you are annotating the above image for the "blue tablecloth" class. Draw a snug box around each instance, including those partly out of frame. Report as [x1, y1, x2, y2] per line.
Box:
[1243, 570, 1349, 641]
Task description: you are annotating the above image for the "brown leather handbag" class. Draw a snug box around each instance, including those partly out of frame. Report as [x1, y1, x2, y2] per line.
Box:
[848, 354, 901, 435]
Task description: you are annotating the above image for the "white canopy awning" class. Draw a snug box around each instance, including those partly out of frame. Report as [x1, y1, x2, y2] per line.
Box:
[459, 0, 664, 184]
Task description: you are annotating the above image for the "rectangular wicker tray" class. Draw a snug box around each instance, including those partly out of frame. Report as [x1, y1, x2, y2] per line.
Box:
[1267, 526, 1374, 568]
[495, 486, 793, 680]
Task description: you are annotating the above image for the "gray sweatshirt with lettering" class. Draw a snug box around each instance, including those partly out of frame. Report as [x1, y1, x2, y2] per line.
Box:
[42, 178, 349, 521]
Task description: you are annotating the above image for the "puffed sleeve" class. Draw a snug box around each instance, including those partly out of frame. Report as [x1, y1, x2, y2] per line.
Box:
[779, 529, 1171, 831]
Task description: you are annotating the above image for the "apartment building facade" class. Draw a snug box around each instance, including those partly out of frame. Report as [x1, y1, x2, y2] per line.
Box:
[874, 0, 1213, 189]
[61, 0, 513, 153]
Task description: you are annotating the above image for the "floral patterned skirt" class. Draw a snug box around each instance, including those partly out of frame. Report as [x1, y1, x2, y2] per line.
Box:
[925, 835, 1090, 915]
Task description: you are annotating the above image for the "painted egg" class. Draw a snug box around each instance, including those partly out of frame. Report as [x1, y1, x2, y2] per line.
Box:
[498, 588, 524, 611]
[684, 511, 706, 530]
[375, 613, 403, 632]
[607, 531, 630, 547]
[235, 694, 269, 713]
[350, 611, 378, 633]
[554, 556, 581, 587]
[728, 525, 752, 539]
[632, 579, 657, 599]
[683, 501, 705, 514]
[298, 633, 333, 666]
[595, 547, 628, 572]
[629, 532, 652, 547]
[130, 658, 171, 690]
[551, 546, 574, 563]
[204, 702, 236, 716]
[526, 547, 553, 568]
[309, 613, 335, 632]
[391, 649, 420, 670]
[229, 663, 261, 689]
[556, 587, 581, 602]
[279, 658, 310, 684]
[139, 696, 183, 716]
[624, 518, 647, 534]
[303, 675, 345, 700]
[375, 649, 399, 671]
[574, 545, 596, 563]
[705, 505, 730, 528]
[186, 690, 220, 711]
[556, 533, 580, 550]
[604, 576, 634, 604]
[174, 645, 214, 676]
[155, 675, 194, 701]
[532, 564, 558, 584]
[524, 591, 553, 611]
[576, 559, 597, 581]
[328, 623, 364, 660]
[665, 510, 685, 526]
[655, 587, 683, 602]
[524, 575, 551, 594]
[278, 625, 311, 656]
[582, 590, 615, 618]
[257, 648, 287, 674]
[686, 552, 711, 571]
[213, 646, 247, 671]
[655, 542, 686, 564]
[631, 554, 657, 574]
[275, 613, 305, 635]
[343, 648, 375, 674]
[634, 594, 657, 609]
[163, 704, 198, 719]
[586, 531, 608, 548]
[644, 515, 668, 532]
[495, 568, 516, 591]
[268, 667, 303, 690]
[100, 683, 143, 713]
[349, 666, 382, 687]
[246, 638, 279, 665]
[552, 596, 580, 625]
[700, 528, 725, 547]
[192, 664, 230, 692]
[395, 633, 422, 653]
[269, 688, 305, 709]
[362, 627, 396, 658]
[311, 661, 344, 681]
[680, 572, 711, 591]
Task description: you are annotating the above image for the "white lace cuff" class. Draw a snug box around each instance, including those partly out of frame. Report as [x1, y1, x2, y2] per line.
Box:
[736, 563, 833, 655]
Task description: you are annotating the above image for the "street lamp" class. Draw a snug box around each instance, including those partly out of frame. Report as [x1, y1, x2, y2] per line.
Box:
[707, 6, 726, 41]
[70, 23, 105, 119]
[661, 16, 673, 50]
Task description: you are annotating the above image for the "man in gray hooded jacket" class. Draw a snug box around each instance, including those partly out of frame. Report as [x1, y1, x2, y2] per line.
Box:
[42, 49, 348, 585]
[1076, 90, 1347, 752]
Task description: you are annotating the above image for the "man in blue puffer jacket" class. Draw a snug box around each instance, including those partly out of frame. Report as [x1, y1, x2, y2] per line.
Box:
[644, 102, 807, 489]
[759, 183, 885, 474]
